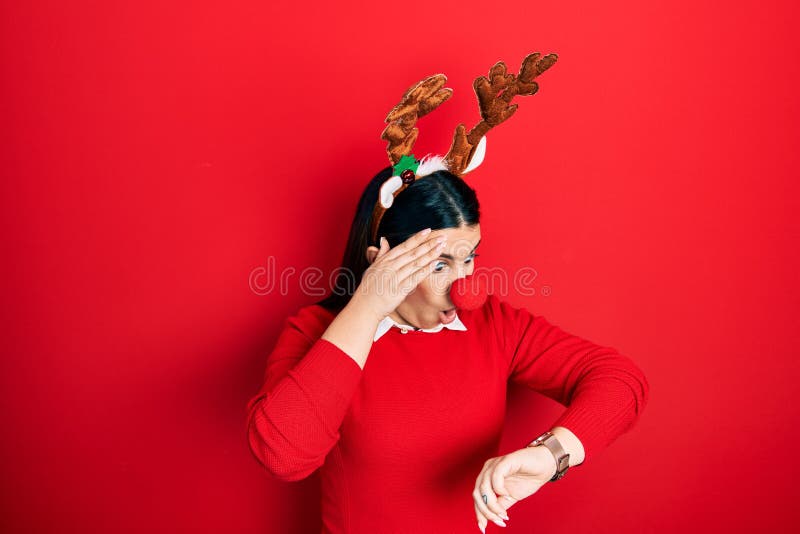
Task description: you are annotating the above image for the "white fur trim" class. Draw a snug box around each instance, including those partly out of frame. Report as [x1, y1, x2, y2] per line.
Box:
[379, 175, 403, 208]
[462, 136, 487, 174]
[416, 154, 450, 177]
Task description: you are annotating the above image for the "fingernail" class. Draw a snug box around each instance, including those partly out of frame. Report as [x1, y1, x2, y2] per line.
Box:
[422, 228, 432, 235]
[479, 525, 485, 534]
[500, 513, 510, 520]
[492, 518, 507, 527]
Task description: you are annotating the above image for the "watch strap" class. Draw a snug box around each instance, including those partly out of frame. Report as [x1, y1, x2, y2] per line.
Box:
[526, 431, 570, 481]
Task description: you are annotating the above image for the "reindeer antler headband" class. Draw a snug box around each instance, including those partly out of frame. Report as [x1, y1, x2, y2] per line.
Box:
[370, 52, 558, 245]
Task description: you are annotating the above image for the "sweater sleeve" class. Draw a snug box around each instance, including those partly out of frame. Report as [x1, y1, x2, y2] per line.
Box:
[498, 298, 650, 463]
[245, 306, 364, 481]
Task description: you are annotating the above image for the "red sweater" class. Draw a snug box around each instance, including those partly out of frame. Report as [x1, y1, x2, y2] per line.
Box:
[246, 294, 649, 533]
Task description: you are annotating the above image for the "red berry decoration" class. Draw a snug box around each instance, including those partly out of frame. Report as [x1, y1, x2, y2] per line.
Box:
[450, 274, 488, 311]
[400, 169, 416, 184]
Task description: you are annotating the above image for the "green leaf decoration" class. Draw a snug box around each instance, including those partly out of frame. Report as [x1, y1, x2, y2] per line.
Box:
[392, 154, 420, 176]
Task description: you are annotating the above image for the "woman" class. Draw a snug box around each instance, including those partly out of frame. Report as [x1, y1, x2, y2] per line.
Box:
[246, 55, 649, 533]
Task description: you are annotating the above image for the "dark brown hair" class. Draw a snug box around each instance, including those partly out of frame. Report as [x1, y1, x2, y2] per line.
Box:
[315, 167, 480, 312]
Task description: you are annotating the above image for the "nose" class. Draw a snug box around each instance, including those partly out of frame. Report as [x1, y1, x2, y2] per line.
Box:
[444, 264, 470, 299]
[454, 261, 472, 280]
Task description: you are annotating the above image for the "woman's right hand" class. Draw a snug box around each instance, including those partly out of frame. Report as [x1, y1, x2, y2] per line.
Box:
[351, 228, 447, 321]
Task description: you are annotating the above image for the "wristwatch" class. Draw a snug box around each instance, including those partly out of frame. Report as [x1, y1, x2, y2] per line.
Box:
[526, 431, 570, 481]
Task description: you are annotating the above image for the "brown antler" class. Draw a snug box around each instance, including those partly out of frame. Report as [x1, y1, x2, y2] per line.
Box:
[381, 74, 453, 165]
[444, 52, 558, 175]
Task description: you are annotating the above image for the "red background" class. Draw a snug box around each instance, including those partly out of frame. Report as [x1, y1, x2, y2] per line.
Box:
[2, 1, 798, 532]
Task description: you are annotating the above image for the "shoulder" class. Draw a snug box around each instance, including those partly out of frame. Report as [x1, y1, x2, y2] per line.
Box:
[283, 302, 339, 343]
[458, 294, 537, 350]
[463, 293, 535, 326]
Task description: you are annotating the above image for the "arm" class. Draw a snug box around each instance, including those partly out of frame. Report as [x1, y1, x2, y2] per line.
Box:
[549, 425, 585, 467]
[500, 298, 650, 464]
[245, 296, 381, 481]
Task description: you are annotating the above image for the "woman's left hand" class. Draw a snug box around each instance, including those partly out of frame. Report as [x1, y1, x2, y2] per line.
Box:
[472, 446, 558, 532]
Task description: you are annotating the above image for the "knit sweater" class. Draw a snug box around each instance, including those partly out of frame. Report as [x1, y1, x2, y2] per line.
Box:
[246, 294, 649, 533]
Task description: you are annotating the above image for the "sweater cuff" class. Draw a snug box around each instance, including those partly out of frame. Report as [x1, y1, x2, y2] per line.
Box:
[550, 380, 640, 464]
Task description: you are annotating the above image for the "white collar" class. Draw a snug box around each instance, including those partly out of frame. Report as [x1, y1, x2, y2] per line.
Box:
[373, 312, 468, 342]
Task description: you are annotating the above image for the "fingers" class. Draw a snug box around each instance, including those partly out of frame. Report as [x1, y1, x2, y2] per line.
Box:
[491, 465, 511, 503]
[499, 494, 518, 510]
[479, 472, 510, 522]
[402, 254, 438, 291]
[381, 228, 432, 262]
[367, 229, 445, 299]
[474, 495, 517, 534]
[473, 501, 487, 534]
[473, 485, 508, 528]
[473, 461, 510, 528]
[394, 236, 446, 282]
[362, 241, 440, 302]
[375, 236, 390, 261]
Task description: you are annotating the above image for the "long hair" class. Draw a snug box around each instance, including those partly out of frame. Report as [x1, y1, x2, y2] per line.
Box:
[315, 167, 481, 312]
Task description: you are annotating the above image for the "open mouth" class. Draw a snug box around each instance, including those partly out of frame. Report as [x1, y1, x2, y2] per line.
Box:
[438, 307, 457, 324]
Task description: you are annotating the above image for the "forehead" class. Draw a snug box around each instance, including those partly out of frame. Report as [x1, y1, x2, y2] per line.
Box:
[430, 224, 481, 258]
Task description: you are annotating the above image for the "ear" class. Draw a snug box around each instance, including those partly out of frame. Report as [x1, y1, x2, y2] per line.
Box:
[365, 245, 379, 265]
[366, 236, 390, 264]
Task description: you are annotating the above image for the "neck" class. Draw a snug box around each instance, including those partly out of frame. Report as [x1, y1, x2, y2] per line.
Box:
[389, 309, 419, 329]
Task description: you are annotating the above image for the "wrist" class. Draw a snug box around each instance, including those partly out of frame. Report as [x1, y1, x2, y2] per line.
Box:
[522, 443, 558, 481]
[526, 430, 570, 481]
[549, 426, 585, 467]
[346, 292, 385, 326]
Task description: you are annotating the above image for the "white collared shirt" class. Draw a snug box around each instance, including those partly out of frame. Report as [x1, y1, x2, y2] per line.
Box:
[373, 312, 468, 342]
